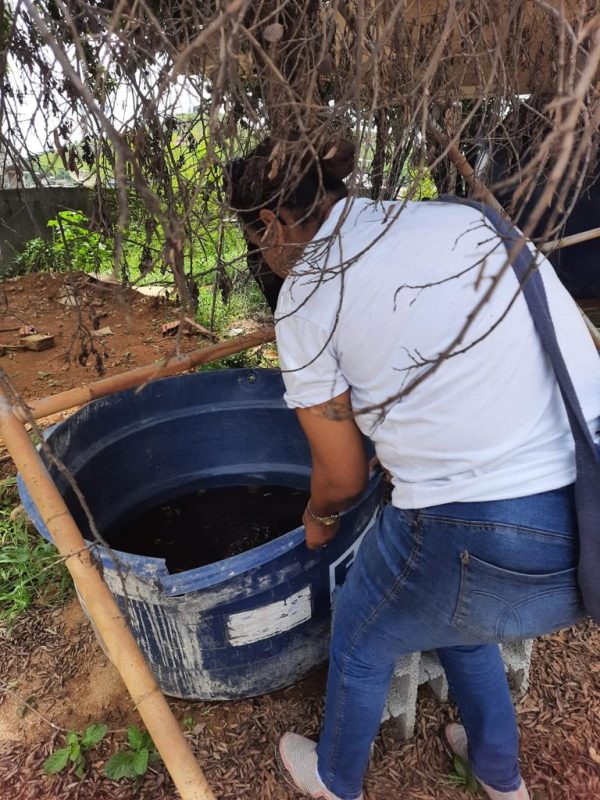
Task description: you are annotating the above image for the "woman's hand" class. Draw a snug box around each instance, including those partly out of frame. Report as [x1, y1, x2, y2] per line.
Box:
[302, 508, 340, 550]
[294, 389, 367, 551]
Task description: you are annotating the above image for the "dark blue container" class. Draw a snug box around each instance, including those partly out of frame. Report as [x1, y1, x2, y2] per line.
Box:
[19, 369, 383, 699]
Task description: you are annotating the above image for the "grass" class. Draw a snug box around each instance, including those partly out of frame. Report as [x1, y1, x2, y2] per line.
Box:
[196, 275, 268, 331]
[191, 269, 279, 371]
[0, 479, 73, 626]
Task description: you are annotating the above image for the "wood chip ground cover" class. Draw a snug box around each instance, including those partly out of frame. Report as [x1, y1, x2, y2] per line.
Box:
[0, 600, 598, 799]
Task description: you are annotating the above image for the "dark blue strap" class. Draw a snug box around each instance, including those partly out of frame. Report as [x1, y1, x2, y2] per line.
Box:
[439, 195, 600, 621]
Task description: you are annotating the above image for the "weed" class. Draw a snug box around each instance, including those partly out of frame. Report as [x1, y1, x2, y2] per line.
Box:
[47, 211, 113, 274]
[43, 723, 108, 779]
[0, 506, 72, 625]
[0, 477, 17, 506]
[448, 755, 480, 794]
[12, 211, 112, 275]
[193, 276, 276, 371]
[104, 725, 159, 781]
[195, 275, 269, 337]
[10, 237, 54, 276]
[198, 346, 272, 372]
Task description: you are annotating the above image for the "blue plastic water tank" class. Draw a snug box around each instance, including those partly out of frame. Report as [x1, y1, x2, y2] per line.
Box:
[19, 369, 383, 699]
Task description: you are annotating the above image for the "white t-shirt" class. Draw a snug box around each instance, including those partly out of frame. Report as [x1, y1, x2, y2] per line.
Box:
[275, 197, 600, 508]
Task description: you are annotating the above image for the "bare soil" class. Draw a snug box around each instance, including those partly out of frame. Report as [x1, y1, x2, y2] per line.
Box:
[0, 271, 207, 402]
[0, 599, 137, 748]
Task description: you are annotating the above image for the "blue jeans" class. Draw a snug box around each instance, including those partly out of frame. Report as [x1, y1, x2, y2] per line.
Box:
[316, 485, 585, 800]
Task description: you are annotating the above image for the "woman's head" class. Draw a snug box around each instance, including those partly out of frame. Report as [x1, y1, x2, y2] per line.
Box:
[226, 134, 355, 277]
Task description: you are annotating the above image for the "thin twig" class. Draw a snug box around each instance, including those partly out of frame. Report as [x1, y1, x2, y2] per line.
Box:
[0, 680, 66, 732]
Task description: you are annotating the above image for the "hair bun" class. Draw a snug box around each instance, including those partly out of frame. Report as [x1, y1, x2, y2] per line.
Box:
[320, 139, 355, 181]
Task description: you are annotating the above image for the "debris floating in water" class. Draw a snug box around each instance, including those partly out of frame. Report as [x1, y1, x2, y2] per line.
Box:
[105, 484, 310, 572]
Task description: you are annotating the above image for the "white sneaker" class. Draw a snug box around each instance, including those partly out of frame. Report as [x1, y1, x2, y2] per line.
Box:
[278, 733, 364, 800]
[443, 723, 530, 800]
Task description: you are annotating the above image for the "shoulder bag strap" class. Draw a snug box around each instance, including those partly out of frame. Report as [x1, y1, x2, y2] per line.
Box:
[438, 195, 600, 621]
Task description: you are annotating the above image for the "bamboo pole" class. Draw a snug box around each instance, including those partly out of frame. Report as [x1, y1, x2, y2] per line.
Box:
[540, 226, 600, 253]
[580, 312, 600, 348]
[0, 387, 217, 800]
[21, 326, 276, 421]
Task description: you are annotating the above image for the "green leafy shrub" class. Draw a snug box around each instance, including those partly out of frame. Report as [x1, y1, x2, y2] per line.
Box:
[104, 725, 159, 781]
[12, 210, 112, 274]
[46, 210, 113, 273]
[12, 237, 54, 274]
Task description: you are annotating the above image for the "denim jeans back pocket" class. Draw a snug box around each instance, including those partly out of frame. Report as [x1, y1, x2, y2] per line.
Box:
[451, 552, 584, 642]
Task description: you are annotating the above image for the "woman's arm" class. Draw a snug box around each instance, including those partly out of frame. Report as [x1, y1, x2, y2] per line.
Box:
[296, 389, 368, 549]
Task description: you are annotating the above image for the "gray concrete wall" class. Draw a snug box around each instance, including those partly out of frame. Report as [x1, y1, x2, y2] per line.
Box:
[0, 187, 93, 276]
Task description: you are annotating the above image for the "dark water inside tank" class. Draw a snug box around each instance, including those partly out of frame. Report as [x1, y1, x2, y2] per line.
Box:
[105, 485, 310, 572]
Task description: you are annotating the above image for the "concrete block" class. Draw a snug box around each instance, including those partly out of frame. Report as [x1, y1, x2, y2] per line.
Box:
[384, 640, 534, 739]
[381, 652, 420, 739]
[500, 639, 534, 698]
[419, 650, 449, 702]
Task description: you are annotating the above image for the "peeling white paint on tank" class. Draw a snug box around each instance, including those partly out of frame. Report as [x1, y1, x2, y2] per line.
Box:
[226, 586, 312, 646]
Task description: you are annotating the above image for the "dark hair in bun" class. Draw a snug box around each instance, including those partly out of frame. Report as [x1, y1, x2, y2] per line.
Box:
[225, 133, 355, 231]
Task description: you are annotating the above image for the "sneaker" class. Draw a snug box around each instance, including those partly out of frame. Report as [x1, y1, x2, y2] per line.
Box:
[277, 733, 364, 800]
[442, 723, 530, 800]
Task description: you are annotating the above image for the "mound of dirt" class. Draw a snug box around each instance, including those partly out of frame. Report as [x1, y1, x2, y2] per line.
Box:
[0, 598, 136, 748]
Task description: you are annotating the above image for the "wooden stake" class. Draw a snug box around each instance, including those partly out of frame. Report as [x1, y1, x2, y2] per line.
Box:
[0, 386, 217, 800]
[21, 326, 276, 421]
